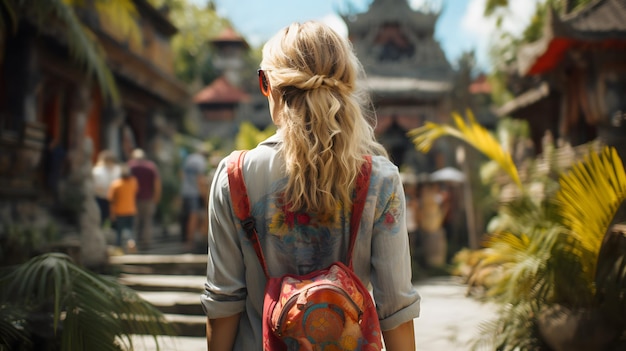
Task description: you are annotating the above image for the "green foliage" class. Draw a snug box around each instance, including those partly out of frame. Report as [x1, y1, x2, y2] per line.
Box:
[483, 0, 509, 17]
[235, 121, 276, 150]
[0, 253, 175, 350]
[410, 114, 626, 349]
[147, 0, 230, 84]
[0, 222, 59, 266]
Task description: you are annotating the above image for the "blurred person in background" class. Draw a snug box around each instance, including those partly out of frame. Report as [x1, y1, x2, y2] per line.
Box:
[180, 144, 209, 252]
[128, 148, 161, 251]
[108, 165, 138, 253]
[92, 149, 121, 227]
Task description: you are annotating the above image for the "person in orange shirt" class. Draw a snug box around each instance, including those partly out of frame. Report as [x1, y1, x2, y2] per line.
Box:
[108, 165, 139, 253]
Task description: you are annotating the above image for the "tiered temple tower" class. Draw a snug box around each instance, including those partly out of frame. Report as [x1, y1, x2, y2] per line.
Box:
[343, 0, 454, 170]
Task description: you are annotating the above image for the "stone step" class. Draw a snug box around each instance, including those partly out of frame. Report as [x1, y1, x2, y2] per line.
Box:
[110, 254, 207, 276]
[115, 311, 205, 338]
[138, 291, 205, 316]
[123, 335, 206, 351]
[118, 274, 206, 293]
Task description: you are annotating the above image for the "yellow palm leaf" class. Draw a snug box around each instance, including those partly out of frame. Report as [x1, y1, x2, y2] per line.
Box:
[555, 146, 626, 281]
[408, 110, 522, 188]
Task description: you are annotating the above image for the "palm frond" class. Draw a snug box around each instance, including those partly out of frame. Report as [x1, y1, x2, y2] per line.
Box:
[48, 0, 120, 103]
[471, 302, 544, 351]
[0, 253, 175, 350]
[408, 110, 522, 188]
[555, 147, 626, 284]
[0, 304, 31, 349]
[595, 224, 626, 325]
[16, 0, 142, 104]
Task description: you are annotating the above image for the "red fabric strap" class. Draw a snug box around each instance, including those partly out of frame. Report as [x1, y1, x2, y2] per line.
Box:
[347, 155, 372, 269]
[227, 150, 372, 277]
[227, 150, 270, 278]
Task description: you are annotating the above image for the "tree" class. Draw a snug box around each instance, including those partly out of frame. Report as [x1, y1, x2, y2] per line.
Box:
[235, 121, 276, 151]
[0, 0, 142, 104]
[147, 0, 231, 85]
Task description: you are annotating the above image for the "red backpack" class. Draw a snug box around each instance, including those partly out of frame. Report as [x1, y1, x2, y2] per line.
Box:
[227, 150, 383, 351]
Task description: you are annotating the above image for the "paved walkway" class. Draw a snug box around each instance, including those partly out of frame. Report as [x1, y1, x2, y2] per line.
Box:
[414, 276, 498, 350]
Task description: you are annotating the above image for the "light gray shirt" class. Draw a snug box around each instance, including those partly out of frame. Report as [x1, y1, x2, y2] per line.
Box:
[201, 133, 420, 350]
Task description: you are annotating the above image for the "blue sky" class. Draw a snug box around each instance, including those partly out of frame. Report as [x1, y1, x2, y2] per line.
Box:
[199, 0, 540, 71]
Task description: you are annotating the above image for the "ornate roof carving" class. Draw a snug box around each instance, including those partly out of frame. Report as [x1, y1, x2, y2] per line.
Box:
[343, 0, 452, 93]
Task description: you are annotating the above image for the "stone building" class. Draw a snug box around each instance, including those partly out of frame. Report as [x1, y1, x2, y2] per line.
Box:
[343, 0, 454, 171]
[0, 0, 188, 267]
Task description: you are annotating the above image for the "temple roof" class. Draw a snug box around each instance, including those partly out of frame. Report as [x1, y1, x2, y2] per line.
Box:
[344, 0, 452, 94]
[193, 76, 249, 104]
[518, 0, 626, 75]
[469, 74, 492, 95]
[211, 27, 249, 49]
[343, 0, 439, 35]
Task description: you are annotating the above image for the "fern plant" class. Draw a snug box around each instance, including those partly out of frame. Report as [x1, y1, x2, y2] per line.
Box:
[409, 111, 626, 350]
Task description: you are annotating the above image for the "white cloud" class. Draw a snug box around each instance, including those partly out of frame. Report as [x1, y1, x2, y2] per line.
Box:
[461, 0, 540, 66]
[319, 13, 348, 38]
[462, 0, 540, 38]
[409, 0, 443, 11]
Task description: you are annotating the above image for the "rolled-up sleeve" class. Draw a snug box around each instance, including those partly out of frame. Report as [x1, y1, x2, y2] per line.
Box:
[370, 165, 421, 331]
[200, 160, 248, 318]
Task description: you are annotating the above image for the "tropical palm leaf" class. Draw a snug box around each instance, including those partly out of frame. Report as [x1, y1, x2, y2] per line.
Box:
[0, 304, 31, 348]
[46, 0, 121, 103]
[0, 253, 175, 351]
[408, 110, 522, 188]
[554, 146, 626, 284]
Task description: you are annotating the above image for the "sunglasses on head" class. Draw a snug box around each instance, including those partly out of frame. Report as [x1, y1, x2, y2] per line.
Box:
[257, 69, 270, 97]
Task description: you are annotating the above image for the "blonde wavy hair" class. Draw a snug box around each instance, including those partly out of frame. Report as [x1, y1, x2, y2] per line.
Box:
[261, 21, 388, 218]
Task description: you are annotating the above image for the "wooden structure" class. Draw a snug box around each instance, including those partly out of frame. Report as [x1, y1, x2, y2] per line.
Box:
[499, 0, 626, 160]
[343, 0, 454, 170]
[193, 75, 250, 138]
[0, 1, 188, 225]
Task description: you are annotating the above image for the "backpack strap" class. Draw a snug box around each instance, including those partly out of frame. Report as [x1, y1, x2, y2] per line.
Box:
[227, 150, 372, 276]
[227, 150, 271, 278]
[347, 155, 372, 269]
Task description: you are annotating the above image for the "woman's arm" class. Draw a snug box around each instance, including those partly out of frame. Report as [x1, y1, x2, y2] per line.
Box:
[382, 319, 416, 351]
[207, 313, 241, 351]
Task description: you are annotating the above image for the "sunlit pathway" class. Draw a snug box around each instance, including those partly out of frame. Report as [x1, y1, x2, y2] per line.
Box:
[414, 276, 498, 351]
